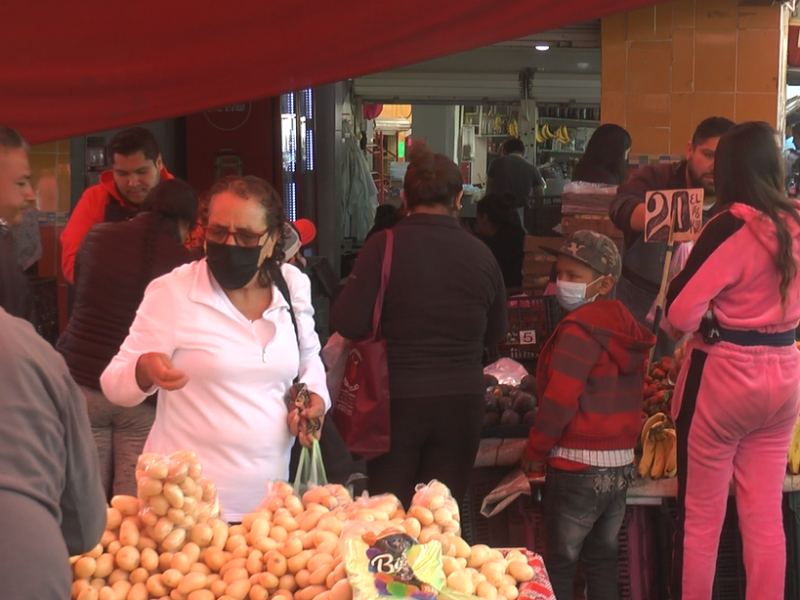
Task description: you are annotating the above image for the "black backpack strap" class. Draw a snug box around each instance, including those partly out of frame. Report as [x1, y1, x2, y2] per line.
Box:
[268, 261, 299, 344]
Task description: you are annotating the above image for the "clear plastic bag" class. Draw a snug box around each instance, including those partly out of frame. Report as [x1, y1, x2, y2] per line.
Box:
[483, 358, 528, 387]
[303, 483, 354, 510]
[340, 520, 446, 600]
[408, 480, 461, 536]
[135, 450, 220, 551]
[293, 438, 328, 496]
[255, 480, 304, 516]
[342, 493, 405, 521]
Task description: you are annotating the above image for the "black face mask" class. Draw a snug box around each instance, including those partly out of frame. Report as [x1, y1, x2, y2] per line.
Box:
[205, 241, 263, 290]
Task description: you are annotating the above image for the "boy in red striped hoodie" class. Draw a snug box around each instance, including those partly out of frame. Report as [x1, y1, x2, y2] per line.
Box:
[521, 230, 656, 600]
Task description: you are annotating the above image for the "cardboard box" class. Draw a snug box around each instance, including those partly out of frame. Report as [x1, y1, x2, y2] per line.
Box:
[524, 236, 563, 253]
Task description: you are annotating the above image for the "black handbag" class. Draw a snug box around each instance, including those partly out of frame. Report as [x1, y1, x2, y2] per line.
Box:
[268, 263, 367, 494]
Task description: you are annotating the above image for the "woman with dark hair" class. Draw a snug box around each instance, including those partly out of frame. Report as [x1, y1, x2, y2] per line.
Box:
[57, 179, 199, 498]
[332, 141, 508, 507]
[475, 192, 525, 288]
[572, 124, 632, 185]
[100, 176, 329, 521]
[665, 121, 800, 600]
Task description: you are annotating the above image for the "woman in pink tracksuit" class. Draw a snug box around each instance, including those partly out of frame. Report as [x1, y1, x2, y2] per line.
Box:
[665, 121, 800, 600]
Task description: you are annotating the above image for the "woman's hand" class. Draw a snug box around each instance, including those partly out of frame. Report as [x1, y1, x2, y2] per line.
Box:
[288, 392, 326, 448]
[135, 352, 189, 392]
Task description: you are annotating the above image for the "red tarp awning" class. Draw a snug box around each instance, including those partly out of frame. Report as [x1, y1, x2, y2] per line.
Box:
[1, 0, 657, 144]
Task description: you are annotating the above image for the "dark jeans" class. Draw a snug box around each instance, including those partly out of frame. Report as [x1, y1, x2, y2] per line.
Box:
[544, 464, 634, 600]
[366, 394, 484, 508]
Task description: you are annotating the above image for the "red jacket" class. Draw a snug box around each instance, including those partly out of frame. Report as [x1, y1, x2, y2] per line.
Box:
[60, 166, 173, 283]
[526, 300, 655, 470]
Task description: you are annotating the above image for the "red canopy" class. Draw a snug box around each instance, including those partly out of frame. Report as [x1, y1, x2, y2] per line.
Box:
[2, 0, 656, 144]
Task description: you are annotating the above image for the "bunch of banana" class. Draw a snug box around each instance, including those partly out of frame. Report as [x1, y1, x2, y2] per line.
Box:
[494, 115, 503, 134]
[535, 125, 545, 144]
[787, 415, 800, 474]
[638, 412, 678, 479]
[507, 118, 519, 138]
[555, 125, 571, 144]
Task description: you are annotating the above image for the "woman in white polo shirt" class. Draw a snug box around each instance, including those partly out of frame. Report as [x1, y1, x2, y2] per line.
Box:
[101, 176, 329, 522]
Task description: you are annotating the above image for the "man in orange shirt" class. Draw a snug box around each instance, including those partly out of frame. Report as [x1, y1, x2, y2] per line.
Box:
[60, 127, 172, 283]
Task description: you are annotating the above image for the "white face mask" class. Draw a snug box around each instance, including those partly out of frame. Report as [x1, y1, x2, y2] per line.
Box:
[556, 277, 604, 311]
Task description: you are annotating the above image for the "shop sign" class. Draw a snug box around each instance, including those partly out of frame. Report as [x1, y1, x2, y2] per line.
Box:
[204, 103, 252, 131]
[644, 188, 703, 243]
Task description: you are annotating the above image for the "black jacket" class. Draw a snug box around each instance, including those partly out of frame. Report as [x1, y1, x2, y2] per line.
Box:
[0, 224, 34, 325]
[57, 212, 196, 389]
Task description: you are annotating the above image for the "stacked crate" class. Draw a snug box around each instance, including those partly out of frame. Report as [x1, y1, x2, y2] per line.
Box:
[561, 214, 625, 250]
[560, 183, 624, 250]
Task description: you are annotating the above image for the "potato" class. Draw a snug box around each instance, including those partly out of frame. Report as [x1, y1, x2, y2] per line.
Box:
[108, 569, 129, 585]
[74, 556, 97, 579]
[150, 495, 171, 516]
[183, 543, 201, 564]
[139, 477, 164, 497]
[447, 571, 475, 595]
[146, 575, 169, 598]
[97, 587, 115, 600]
[128, 582, 148, 600]
[269, 525, 288, 543]
[190, 563, 211, 575]
[119, 520, 140, 548]
[210, 579, 229, 597]
[159, 552, 175, 573]
[294, 569, 311, 589]
[77, 586, 99, 600]
[187, 591, 215, 600]
[220, 558, 247, 578]
[73, 579, 90, 600]
[278, 536, 302, 558]
[296, 585, 327, 600]
[273, 514, 299, 533]
[476, 581, 498, 600]
[249, 518, 270, 541]
[153, 517, 174, 542]
[266, 551, 287, 577]
[138, 535, 158, 551]
[170, 552, 191, 575]
[211, 519, 229, 549]
[249, 583, 269, 600]
[480, 566, 505, 587]
[170, 589, 189, 600]
[204, 547, 226, 572]
[278, 573, 296, 592]
[162, 568, 184, 588]
[115, 546, 140, 571]
[407, 506, 434, 527]
[258, 572, 279, 591]
[162, 483, 186, 509]
[130, 567, 150, 584]
[330, 578, 352, 600]
[499, 585, 519, 600]
[286, 550, 313, 574]
[101, 529, 118, 549]
[177, 572, 208, 595]
[162, 528, 187, 553]
[105, 507, 123, 531]
[272, 589, 294, 600]
[467, 545, 491, 569]
[109, 580, 131, 600]
[507, 561, 533, 583]
[306, 553, 333, 574]
[111, 495, 140, 517]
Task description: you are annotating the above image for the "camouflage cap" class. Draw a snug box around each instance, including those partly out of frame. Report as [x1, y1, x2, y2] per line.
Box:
[543, 230, 622, 278]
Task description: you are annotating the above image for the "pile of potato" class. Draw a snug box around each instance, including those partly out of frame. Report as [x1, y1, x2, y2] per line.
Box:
[70, 472, 536, 600]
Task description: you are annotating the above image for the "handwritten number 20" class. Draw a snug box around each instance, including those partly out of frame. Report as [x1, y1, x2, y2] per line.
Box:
[645, 192, 670, 242]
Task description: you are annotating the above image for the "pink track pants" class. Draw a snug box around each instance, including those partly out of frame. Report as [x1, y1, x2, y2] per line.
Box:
[670, 339, 800, 600]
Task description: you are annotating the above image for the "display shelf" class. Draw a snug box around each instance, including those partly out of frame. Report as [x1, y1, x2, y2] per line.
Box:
[539, 117, 600, 127]
[537, 149, 584, 156]
[475, 134, 510, 138]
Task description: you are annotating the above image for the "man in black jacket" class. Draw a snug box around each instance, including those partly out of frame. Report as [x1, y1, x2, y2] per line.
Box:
[608, 117, 735, 357]
[0, 125, 36, 323]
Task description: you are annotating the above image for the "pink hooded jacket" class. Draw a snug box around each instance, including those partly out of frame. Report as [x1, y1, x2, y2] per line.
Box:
[666, 202, 800, 334]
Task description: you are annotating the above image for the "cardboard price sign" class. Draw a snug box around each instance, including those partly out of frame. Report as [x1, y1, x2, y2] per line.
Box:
[644, 188, 704, 243]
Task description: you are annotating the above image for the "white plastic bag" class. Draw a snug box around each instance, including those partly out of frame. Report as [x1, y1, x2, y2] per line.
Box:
[484, 358, 529, 387]
[321, 332, 351, 401]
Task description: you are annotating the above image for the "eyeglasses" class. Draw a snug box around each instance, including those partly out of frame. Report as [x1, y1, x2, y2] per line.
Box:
[205, 226, 269, 248]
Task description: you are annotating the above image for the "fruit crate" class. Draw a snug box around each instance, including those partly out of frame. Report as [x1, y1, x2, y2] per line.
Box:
[486, 293, 561, 372]
[459, 466, 527, 548]
[527, 196, 563, 237]
[518, 496, 659, 600]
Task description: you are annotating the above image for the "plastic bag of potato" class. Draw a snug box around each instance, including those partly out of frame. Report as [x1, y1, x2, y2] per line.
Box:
[135, 450, 220, 552]
[409, 480, 461, 537]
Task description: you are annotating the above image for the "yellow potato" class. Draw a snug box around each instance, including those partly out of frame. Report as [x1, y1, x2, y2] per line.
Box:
[97, 586, 115, 600]
[110, 495, 140, 517]
[407, 506, 434, 527]
[223, 567, 249, 585]
[127, 582, 148, 600]
[146, 575, 169, 598]
[467, 545, 491, 569]
[269, 525, 288, 543]
[249, 518, 270, 541]
[109, 579, 131, 600]
[139, 477, 164, 497]
[161, 568, 184, 588]
[447, 571, 475, 595]
[177, 572, 208, 595]
[266, 551, 288, 577]
[315, 539, 338, 557]
[179, 477, 199, 498]
[168, 508, 187, 526]
[108, 568, 129, 585]
[153, 517, 174, 542]
[72, 579, 91, 600]
[219, 558, 247, 578]
[258, 572, 279, 591]
[232, 544, 250, 559]
[476, 581, 498, 600]
[149, 495, 171, 517]
[330, 578, 353, 600]
[119, 520, 140, 548]
[507, 561, 534, 583]
[499, 584, 519, 600]
[187, 590, 215, 600]
[245, 550, 263, 576]
[442, 556, 461, 576]
[130, 567, 150, 584]
[170, 588, 189, 600]
[74, 556, 97, 579]
[101, 529, 118, 549]
[310, 564, 334, 586]
[138, 535, 158, 551]
[159, 552, 175, 573]
[249, 583, 269, 600]
[94, 553, 115, 579]
[189, 522, 213, 548]
[163, 483, 186, 509]
[505, 550, 528, 564]
[190, 562, 211, 575]
[295, 585, 327, 600]
[182, 542, 201, 564]
[115, 546, 140, 571]
[286, 549, 313, 574]
[211, 519, 229, 550]
[210, 579, 229, 597]
[106, 507, 123, 531]
[171, 552, 192, 575]
[162, 528, 187, 553]
[278, 573, 296, 592]
[77, 586, 99, 600]
[272, 589, 294, 600]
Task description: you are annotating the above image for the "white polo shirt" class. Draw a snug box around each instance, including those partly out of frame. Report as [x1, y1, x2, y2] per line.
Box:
[101, 260, 330, 522]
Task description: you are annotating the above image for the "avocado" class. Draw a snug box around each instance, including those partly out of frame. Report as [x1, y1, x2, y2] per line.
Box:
[501, 409, 521, 426]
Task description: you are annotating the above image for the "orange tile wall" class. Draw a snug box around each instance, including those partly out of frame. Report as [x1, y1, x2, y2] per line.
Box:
[601, 0, 787, 155]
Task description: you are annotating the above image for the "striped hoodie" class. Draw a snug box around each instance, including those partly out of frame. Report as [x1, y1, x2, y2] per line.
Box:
[526, 300, 656, 470]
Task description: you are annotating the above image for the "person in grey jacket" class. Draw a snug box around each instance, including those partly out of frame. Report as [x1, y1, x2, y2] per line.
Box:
[608, 116, 734, 357]
[0, 307, 106, 599]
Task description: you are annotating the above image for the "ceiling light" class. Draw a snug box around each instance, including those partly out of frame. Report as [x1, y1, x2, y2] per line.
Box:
[535, 44, 550, 52]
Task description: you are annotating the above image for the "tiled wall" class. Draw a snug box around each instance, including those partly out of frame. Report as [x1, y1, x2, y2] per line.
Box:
[602, 0, 786, 155]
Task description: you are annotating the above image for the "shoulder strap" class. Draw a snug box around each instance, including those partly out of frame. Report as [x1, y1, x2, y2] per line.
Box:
[268, 262, 299, 343]
[372, 229, 394, 337]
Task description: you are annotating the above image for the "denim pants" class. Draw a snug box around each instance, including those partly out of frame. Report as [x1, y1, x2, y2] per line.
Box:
[543, 464, 634, 600]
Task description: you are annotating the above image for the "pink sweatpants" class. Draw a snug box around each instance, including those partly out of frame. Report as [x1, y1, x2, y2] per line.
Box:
[670, 338, 800, 600]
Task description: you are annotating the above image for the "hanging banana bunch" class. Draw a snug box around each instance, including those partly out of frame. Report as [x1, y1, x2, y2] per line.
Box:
[638, 412, 678, 479]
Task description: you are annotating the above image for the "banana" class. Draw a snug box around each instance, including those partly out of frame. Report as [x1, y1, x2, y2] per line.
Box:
[788, 415, 800, 474]
[641, 412, 668, 448]
[560, 126, 571, 143]
[650, 434, 668, 478]
[639, 434, 657, 478]
[663, 429, 678, 478]
[542, 123, 553, 140]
